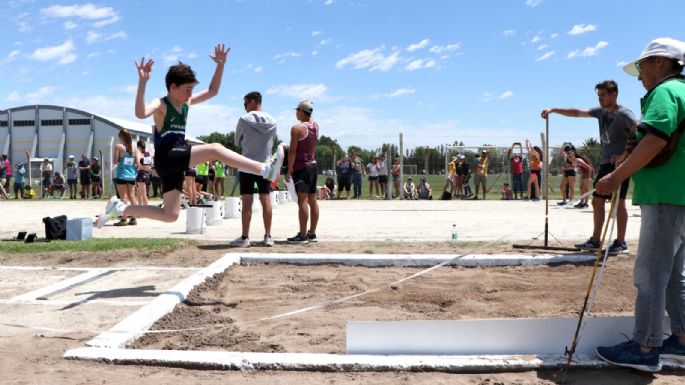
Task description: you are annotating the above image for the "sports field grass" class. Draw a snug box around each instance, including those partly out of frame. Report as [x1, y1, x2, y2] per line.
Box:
[0, 237, 188, 254]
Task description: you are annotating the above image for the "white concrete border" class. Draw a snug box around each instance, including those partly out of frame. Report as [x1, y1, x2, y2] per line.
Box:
[63, 347, 685, 372]
[86, 254, 240, 348]
[240, 253, 595, 266]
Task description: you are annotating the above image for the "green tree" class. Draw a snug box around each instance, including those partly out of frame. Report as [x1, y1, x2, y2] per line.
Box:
[579, 137, 601, 168]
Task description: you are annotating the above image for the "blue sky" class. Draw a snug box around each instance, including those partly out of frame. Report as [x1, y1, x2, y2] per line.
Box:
[2, 0, 684, 151]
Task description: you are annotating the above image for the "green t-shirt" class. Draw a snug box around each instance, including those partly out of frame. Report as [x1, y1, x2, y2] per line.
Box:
[214, 161, 225, 178]
[631, 77, 685, 205]
[196, 162, 209, 177]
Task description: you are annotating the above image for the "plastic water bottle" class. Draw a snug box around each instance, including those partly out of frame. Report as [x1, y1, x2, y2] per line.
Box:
[450, 224, 458, 243]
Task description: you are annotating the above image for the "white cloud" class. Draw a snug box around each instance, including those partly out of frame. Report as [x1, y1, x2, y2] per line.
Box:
[318, 39, 334, 47]
[385, 88, 415, 98]
[25, 86, 57, 104]
[503, 29, 516, 37]
[405, 59, 436, 71]
[64, 21, 78, 30]
[40, 4, 120, 28]
[6, 91, 21, 103]
[538, 44, 549, 50]
[254, 66, 263, 73]
[273, 51, 301, 63]
[551, 33, 559, 39]
[105, 31, 127, 41]
[536, 50, 555, 62]
[616, 60, 629, 67]
[312, 31, 323, 37]
[16, 12, 31, 33]
[5, 50, 21, 63]
[428, 43, 460, 54]
[29, 40, 77, 65]
[567, 41, 608, 58]
[499, 91, 513, 100]
[86, 31, 102, 44]
[568, 23, 597, 35]
[187, 52, 198, 59]
[531, 36, 542, 43]
[85, 52, 100, 61]
[525, 0, 543, 7]
[325, 0, 334, 4]
[266, 83, 328, 99]
[311, 50, 319, 56]
[336, 46, 400, 72]
[407, 39, 430, 52]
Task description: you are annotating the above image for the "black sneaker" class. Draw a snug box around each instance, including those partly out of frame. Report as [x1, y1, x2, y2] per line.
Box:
[603, 240, 629, 255]
[575, 238, 600, 250]
[597, 340, 661, 372]
[287, 233, 309, 245]
[660, 334, 685, 362]
[557, 200, 567, 206]
[306, 232, 317, 242]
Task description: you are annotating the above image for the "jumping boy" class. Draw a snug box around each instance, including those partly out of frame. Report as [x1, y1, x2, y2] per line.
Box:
[98, 44, 284, 228]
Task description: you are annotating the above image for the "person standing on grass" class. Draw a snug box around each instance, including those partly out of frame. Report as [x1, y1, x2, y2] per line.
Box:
[65, 155, 78, 199]
[78, 154, 91, 199]
[471, 150, 490, 200]
[542, 79, 638, 255]
[285, 100, 319, 245]
[350, 149, 364, 198]
[91, 156, 102, 199]
[97, 44, 284, 228]
[595, 37, 685, 373]
[335, 154, 353, 199]
[113, 128, 139, 226]
[230, 91, 279, 248]
[213, 160, 225, 198]
[391, 157, 401, 199]
[508, 143, 524, 199]
[13, 162, 25, 199]
[367, 154, 380, 198]
[3, 154, 11, 192]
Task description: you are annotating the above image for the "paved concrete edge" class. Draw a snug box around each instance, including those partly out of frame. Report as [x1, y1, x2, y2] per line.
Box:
[85, 254, 240, 349]
[62, 347, 685, 372]
[240, 253, 596, 267]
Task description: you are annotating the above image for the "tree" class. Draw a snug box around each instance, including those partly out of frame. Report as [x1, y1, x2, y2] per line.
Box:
[579, 137, 601, 168]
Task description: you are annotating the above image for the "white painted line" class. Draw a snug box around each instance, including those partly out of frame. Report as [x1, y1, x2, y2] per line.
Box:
[0, 299, 151, 307]
[8, 269, 113, 303]
[346, 316, 671, 355]
[86, 254, 241, 349]
[241, 253, 595, 267]
[63, 347, 685, 372]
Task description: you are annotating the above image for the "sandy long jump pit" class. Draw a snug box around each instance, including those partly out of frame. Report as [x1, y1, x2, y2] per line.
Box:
[66, 252, 685, 373]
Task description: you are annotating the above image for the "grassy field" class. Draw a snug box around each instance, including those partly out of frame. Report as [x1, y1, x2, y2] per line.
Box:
[0, 237, 189, 254]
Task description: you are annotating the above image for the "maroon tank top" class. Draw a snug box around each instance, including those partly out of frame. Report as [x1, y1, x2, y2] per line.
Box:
[293, 121, 318, 171]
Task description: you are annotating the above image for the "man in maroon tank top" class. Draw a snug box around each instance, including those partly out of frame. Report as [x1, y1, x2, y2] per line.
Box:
[285, 100, 319, 244]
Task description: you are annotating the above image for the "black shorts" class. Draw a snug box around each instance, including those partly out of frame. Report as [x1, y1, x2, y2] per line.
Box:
[593, 163, 629, 200]
[239, 171, 271, 195]
[136, 170, 150, 183]
[378, 175, 388, 184]
[563, 170, 576, 177]
[154, 143, 191, 194]
[185, 169, 196, 177]
[80, 175, 91, 185]
[67, 178, 77, 186]
[91, 175, 101, 183]
[293, 165, 317, 194]
[338, 176, 351, 192]
[368, 175, 379, 181]
[115, 178, 135, 185]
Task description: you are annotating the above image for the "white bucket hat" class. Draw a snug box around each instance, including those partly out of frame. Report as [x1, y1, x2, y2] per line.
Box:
[624, 37, 685, 76]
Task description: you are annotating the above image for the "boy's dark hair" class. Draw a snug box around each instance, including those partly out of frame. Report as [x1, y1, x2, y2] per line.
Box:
[137, 140, 146, 149]
[244, 91, 262, 105]
[165, 62, 198, 91]
[595, 80, 618, 94]
[533, 145, 544, 161]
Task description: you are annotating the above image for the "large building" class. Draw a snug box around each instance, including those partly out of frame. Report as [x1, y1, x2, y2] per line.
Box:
[0, 104, 201, 190]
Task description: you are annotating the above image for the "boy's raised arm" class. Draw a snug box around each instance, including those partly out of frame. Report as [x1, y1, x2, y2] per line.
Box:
[134, 57, 159, 119]
[190, 44, 230, 105]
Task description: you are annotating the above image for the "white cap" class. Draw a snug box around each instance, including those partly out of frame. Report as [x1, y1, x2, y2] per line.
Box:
[624, 37, 685, 76]
[295, 99, 314, 113]
[68, 154, 74, 158]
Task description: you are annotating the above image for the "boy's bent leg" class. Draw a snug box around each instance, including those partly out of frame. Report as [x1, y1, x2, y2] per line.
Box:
[124, 190, 182, 222]
[190, 144, 263, 175]
[633, 205, 679, 348]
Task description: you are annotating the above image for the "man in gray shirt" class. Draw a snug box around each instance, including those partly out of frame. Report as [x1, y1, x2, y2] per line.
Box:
[541, 80, 638, 254]
[230, 91, 278, 248]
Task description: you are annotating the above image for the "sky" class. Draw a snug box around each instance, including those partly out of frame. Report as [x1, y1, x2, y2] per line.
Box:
[2, 0, 685, 152]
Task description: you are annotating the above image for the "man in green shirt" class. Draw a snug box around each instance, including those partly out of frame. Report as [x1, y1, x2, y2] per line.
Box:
[595, 37, 685, 372]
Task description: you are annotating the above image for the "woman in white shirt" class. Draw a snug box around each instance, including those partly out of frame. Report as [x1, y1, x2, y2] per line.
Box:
[366, 154, 381, 198]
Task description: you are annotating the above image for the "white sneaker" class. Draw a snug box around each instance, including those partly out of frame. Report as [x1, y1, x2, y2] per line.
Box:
[229, 236, 250, 248]
[97, 196, 125, 229]
[264, 234, 274, 247]
[262, 143, 285, 183]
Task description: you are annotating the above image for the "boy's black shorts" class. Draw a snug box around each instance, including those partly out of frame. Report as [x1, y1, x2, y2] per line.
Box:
[239, 172, 271, 195]
[155, 144, 191, 195]
[293, 164, 317, 194]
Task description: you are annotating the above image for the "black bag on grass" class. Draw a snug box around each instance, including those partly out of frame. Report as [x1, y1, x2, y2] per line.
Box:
[43, 215, 67, 240]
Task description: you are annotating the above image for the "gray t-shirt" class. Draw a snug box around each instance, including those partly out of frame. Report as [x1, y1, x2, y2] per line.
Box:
[588, 105, 638, 164]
